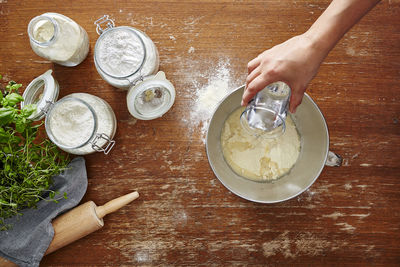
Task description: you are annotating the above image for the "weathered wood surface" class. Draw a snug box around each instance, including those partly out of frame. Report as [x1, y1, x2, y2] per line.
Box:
[0, 0, 399, 265]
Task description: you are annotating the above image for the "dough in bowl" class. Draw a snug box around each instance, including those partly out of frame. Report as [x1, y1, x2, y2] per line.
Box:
[221, 107, 301, 181]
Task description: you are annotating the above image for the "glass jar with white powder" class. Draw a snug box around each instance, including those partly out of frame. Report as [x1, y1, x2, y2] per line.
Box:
[93, 15, 159, 89]
[28, 13, 89, 67]
[21, 70, 117, 155]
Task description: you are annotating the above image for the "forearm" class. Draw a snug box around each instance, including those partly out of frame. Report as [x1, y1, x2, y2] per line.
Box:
[304, 0, 380, 59]
[243, 0, 380, 111]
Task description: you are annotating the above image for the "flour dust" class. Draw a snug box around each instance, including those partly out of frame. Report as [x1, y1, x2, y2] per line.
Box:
[188, 58, 236, 143]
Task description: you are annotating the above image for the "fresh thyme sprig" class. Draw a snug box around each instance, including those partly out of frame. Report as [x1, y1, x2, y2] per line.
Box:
[0, 77, 70, 230]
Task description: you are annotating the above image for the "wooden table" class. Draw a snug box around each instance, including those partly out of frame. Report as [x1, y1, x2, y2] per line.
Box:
[1, 0, 399, 265]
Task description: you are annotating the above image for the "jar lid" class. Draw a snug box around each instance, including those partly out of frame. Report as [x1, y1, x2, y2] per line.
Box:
[94, 26, 146, 79]
[126, 71, 175, 120]
[21, 69, 59, 121]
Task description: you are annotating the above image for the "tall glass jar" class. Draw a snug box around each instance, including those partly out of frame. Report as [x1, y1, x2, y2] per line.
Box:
[28, 13, 89, 67]
[21, 70, 117, 155]
[93, 15, 159, 89]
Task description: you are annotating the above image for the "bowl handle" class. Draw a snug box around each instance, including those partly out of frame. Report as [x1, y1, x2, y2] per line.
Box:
[325, 151, 342, 167]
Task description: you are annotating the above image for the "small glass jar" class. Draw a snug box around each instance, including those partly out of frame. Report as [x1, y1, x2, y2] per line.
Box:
[240, 81, 291, 138]
[28, 12, 89, 67]
[93, 15, 159, 89]
[21, 70, 117, 155]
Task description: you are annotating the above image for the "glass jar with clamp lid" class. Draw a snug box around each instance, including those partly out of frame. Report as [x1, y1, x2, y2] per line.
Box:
[93, 15, 160, 89]
[21, 70, 117, 155]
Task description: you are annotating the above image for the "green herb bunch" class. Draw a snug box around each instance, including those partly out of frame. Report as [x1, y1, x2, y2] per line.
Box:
[0, 76, 69, 230]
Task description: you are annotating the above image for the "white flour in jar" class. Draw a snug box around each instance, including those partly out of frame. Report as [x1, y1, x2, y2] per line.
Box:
[136, 30, 159, 77]
[97, 29, 145, 77]
[69, 93, 116, 154]
[48, 93, 116, 155]
[29, 13, 89, 66]
[95, 27, 159, 88]
[48, 99, 95, 148]
[33, 20, 55, 42]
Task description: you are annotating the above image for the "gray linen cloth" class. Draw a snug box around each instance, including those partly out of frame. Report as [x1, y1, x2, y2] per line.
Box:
[0, 157, 87, 267]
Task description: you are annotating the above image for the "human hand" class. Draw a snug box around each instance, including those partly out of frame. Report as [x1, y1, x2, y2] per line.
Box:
[243, 33, 326, 113]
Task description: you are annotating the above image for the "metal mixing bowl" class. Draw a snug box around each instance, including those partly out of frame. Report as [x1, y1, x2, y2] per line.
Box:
[206, 85, 339, 203]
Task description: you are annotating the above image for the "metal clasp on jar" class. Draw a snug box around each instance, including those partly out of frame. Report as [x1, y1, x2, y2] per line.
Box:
[94, 15, 115, 35]
[91, 133, 115, 155]
[42, 100, 55, 115]
[127, 73, 144, 87]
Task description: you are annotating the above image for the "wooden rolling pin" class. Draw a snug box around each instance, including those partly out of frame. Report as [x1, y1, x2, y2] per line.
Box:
[0, 191, 139, 266]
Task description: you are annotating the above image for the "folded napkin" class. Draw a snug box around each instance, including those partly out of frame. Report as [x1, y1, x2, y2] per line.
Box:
[0, 157, 87, 267]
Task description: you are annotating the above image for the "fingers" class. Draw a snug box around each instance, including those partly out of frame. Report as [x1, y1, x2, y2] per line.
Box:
[242, 74, 275, 106]
[289, 87, 305, 113]
[246, 65, 261, 88]
[243, 56, 263, 106]
[247, 56, 261, 74]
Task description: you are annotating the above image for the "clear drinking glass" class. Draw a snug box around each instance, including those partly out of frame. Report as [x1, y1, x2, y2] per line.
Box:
[240, 81, 291, 138]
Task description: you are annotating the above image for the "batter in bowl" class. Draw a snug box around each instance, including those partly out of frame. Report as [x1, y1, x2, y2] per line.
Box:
[221, 107, 301, 181]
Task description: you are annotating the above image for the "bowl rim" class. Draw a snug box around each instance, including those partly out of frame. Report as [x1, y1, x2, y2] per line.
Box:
[205, 85, 330, 203]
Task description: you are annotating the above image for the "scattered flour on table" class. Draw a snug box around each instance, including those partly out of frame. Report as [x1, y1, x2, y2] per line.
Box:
[262, 231, 348, 258]
[335, 222, 356, 233]
[188, 59, 234, 143]
[322, 212, 345, 220]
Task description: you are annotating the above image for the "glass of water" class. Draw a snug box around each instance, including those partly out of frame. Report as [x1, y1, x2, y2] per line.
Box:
[240, 81, 291, 138]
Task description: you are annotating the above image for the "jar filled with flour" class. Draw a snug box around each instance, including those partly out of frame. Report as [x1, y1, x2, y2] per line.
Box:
[93, 15, 160, 89]
[28, 13, 89, 66]
[21, 70, 117, 155]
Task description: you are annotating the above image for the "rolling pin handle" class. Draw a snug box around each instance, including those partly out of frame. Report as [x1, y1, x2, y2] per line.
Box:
[95, 191, 139, 219]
